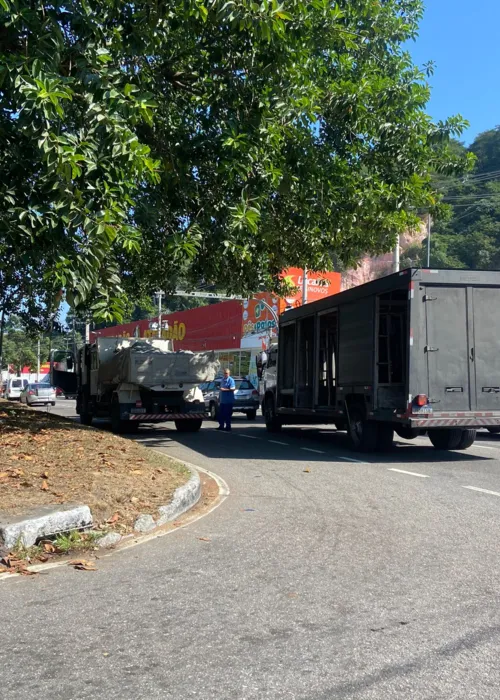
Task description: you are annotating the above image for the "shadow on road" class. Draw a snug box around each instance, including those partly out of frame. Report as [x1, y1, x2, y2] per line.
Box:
[134, 420, 490, 465]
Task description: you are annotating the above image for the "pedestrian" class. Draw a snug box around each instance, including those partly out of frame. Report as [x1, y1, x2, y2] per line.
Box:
[217, 368, 235, 432]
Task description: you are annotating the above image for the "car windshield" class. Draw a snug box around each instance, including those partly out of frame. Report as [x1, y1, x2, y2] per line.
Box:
[235, 380, 255, 390]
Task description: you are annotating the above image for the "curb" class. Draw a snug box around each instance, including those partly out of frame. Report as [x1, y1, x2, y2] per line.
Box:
[0, 469, 201, 551]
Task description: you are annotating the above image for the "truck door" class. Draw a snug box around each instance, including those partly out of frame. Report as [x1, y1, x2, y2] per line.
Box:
[472, 287, 500, 411]
[425, 286, 472, 411]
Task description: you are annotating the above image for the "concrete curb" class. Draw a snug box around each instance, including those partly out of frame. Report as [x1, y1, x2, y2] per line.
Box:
[98, 468, 202, 547]
[0, 470, 201, 551]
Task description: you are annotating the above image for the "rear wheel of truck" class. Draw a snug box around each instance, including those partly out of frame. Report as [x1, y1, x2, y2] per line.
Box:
[455, 429, 476, 450]
[395, 426, 421, 440]
[428, 429, 463, 450]
[246, 409, 257, 420]
[347, 407, 379, 452]
[111, 397, 133, 434]
[80, 395, 93, 426]
[175, 419, 203, 433]
[264, 396, 281, 432]
[376, 423, 394, 452]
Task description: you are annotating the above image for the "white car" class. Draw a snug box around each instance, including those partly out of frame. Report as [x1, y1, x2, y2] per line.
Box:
[20, 383, 57, 406]
[5, 377, 28, 400]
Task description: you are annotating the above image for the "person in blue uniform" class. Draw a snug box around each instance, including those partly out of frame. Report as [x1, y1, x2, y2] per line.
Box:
[217, 368, 235, 431]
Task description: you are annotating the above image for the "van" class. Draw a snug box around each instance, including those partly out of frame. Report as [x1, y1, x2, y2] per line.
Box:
[6, 377, 28, 400]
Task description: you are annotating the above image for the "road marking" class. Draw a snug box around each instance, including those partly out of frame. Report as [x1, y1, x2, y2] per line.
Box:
[388, 468, 429, 479]
[339, 456, 368, 464]
[269, 440, 289, 446]
[301, 447, 325, 454]
[462, 485, 500, 498]
[472, 444, 496, 450]
[236, 434, 260, 440]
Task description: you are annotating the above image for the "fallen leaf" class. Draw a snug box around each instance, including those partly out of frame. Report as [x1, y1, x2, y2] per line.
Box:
[106, 513, 120, 524]
[129, 469, 143, 475]
[303, 468, 311, 473]
[198, 537, 211, 542]
[43, 542, 55, 553]
[41, 480, 49, 491]
[37, 554, 49, 563]
[68, 559, 97, 571]
[24, 455, 34, 461]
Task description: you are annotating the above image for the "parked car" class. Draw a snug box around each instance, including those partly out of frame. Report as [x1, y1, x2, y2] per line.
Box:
[5, 377, 28, 400]
[200, 377, 260, 420]
[20, 383, 57, 407]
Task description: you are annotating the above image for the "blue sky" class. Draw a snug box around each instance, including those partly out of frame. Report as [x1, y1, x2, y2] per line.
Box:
[409, 0, 500, 145]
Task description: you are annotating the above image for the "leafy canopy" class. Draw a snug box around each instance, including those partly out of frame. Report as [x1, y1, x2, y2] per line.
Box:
[0, 0, 470, 323]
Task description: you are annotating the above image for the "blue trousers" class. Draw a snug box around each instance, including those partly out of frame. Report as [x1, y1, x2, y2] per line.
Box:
[218, 403, 233, 430]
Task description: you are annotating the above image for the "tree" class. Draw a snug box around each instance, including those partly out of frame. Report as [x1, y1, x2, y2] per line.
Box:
[1, 0, 471, 324]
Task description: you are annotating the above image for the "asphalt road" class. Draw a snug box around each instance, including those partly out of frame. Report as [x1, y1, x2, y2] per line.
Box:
[5, 401, 500, 699]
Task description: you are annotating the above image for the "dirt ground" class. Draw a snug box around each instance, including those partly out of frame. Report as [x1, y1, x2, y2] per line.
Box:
[0, 400, 189, 529]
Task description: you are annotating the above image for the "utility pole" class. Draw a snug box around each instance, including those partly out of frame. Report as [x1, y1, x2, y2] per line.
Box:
[85, 321, 90, 343]
[37, 338, 40, 382]
[302, 267, 308, 305]
[156, 290, 163, 338]
[393, 235, 400, 273]
[426, 214, 431, 268]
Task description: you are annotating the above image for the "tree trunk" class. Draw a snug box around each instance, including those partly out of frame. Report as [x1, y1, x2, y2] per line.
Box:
[0, 306, 5, 376]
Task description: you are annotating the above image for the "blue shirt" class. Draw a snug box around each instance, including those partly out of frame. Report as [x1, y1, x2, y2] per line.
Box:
[219, 376, 236, 404]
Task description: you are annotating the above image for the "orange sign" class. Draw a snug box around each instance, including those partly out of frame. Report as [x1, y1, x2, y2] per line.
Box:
[279, 268, 341, 311]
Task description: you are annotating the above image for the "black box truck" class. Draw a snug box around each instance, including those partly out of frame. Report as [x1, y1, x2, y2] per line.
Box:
[261, 268, 500, 451]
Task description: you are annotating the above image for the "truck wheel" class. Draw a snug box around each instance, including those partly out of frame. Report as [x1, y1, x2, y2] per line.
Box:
[488, 427, 500, 434]
[175, 419, 202, 433]
[264, 396, 281, 432]
[395, 426, 421, 440]
[210, 402, 218, 421]
[246, 410, 257, 420]
[80, 395, 93, 427]
[347, 407, 379, 452]
[455, 429, 476, 450]
[428, 429, 462, 450]
[377, 423, 394, 451]
[111, 397, 129, 434]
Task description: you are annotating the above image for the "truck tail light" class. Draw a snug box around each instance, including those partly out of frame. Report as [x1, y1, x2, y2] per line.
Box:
[135, 400, 142, 408]
[415, 394, 428, 407]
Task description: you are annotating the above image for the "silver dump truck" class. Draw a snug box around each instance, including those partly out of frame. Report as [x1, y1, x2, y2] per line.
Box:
[76, 337, 219, 433]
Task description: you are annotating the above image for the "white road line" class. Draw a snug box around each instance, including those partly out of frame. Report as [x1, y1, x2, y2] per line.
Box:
[301, 447, 325, 454]
[388, 468, 429, 479]
[339, 456, 368, 464]
[462, 485, 500, 498]
[269, 440, 289, 446]
[236, 434, 260, 440]
[473, 444, 496, 450]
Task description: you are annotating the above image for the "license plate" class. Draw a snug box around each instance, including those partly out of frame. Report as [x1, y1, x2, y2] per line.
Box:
[131, 408, 146, 414]
[413, 406, 433, 414]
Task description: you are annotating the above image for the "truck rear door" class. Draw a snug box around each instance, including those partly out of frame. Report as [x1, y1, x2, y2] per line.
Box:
[472, 287, 500, 411]
[424, 286, 472, 411]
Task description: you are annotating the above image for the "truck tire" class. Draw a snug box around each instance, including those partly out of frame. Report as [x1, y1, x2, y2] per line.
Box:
[455, 429, 476, 450]
[209, 402, 218, 421]
[488, 427, 500, 434]
[80, 394, 93, 426]
[395, 426, 421, 440]
[347, 406, 379, 452]
[246, 409, 257, 420]
[175, 419, 202, 433]
[111, 397, 131, 434]
[264, 396, 281, 432]
[377, 423, 394, 451]
[428, 429, 462, 450]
